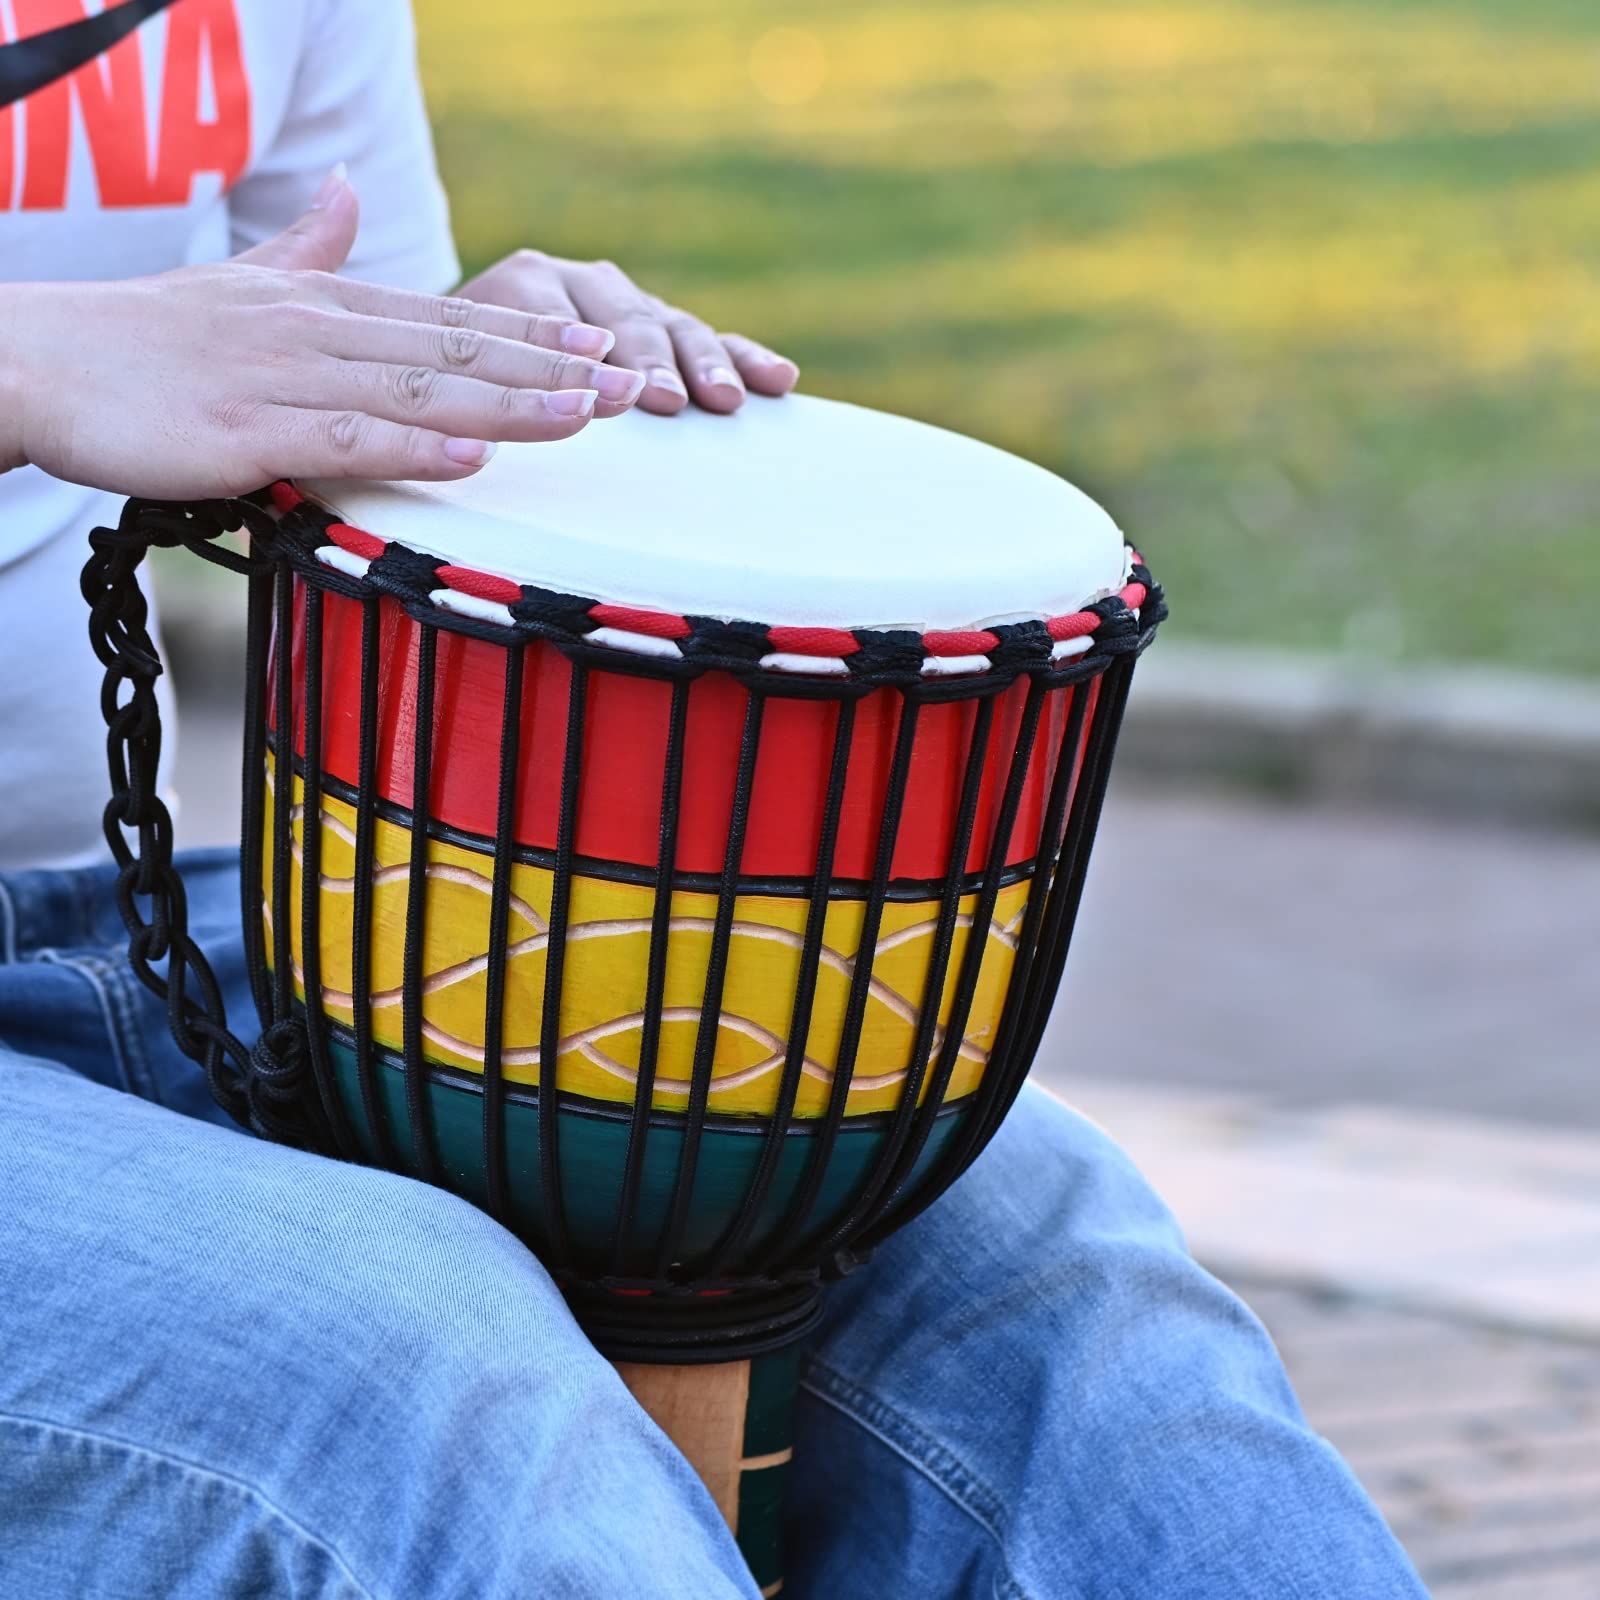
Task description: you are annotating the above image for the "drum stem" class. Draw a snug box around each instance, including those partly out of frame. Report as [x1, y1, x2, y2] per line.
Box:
[614, 1346, 799, 1596]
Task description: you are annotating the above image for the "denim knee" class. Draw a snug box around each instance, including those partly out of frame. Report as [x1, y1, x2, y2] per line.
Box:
[3, 1056, 756, 1597]
[199, 1142, 610, 1429]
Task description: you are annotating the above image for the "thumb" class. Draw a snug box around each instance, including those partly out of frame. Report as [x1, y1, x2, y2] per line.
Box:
[236, 166, 358, 272]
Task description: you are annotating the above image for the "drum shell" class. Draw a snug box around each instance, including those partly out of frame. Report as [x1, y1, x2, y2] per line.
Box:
[257, 562, 1135, 1328]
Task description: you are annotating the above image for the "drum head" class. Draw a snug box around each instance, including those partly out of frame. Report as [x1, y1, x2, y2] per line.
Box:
[300, 394, 1128, 631]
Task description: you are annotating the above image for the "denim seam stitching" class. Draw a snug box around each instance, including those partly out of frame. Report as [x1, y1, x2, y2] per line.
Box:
[99, 951, 158, 1100]
[0, 876, 17, 965]
[0, 1407, 379, 1600]
[33, 949, 146, 1097]
[802, 1358, 1036, 1600]
[70, 869, 106, 945]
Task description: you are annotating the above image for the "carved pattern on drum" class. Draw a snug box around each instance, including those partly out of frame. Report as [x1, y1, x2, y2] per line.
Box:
[264, 759, 1027, 1119]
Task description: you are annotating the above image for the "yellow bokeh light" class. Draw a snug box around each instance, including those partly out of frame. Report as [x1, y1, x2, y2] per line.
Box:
[749, 26, 827, 106]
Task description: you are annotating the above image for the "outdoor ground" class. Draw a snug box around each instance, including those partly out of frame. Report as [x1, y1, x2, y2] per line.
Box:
[412, 0, 1600, 676]
[1251, 1285, 1600, 1600]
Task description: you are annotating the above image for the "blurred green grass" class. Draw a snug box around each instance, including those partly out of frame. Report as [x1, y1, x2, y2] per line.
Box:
[414, 0, 1600, 674]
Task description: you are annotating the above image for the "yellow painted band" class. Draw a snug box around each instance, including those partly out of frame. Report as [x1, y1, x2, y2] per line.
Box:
[265, 758, 1030, 1120]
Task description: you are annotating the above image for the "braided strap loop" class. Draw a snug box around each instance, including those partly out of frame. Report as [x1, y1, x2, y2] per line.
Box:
[81, 496, 328, 1149]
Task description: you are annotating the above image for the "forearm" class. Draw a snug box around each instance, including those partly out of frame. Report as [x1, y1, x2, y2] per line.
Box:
[0, 285, 33, 473]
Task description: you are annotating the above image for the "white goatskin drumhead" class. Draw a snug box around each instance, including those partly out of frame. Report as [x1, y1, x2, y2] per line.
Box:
[302, 395, 1128, 630]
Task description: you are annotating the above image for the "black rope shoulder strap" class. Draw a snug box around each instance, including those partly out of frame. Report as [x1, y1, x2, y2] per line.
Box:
[80, 495, 328, 1148]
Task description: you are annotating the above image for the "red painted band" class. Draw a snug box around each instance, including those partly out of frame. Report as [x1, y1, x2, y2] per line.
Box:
[277, 584, 1099, 879]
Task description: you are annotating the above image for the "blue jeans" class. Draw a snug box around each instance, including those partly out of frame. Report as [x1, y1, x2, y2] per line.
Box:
[0, 851, 1425, 1599]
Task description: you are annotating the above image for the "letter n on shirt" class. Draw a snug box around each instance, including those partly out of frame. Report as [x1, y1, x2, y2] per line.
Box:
[0, 0, 251, 212]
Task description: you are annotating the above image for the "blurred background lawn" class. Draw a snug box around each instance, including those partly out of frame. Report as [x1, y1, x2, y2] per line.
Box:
[414, 0, 1600, 676]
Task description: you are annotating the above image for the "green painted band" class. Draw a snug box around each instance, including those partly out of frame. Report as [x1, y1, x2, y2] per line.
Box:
[326, 1040, 971, 1270]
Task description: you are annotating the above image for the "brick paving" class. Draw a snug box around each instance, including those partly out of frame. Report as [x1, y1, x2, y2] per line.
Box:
[1248, 1283, 1600, 1598]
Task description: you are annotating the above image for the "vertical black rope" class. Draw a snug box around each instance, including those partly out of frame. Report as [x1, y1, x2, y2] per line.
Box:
[238, 561, 273, 1031]
[774, 691, 922, 1259]
[298, 585, 358, 1160]
[704, 695, 858, 1278]
[609, 676, 691, 1276]
[653, 689, 765, 1280]
[983, 658, 1136, 1143]
[804, 693, 996, 1259]
[401, 624, 441, 1184]
[871, 672, 1095, 1240]
[855, 678, 1048, 1244]
[968, 681, 1091, 1116]
[943, 680, 1090, 1165]
[480, 641, 526, 1223]
[538, 662, 589, 1269]
[268, 564, 297, 1027]
[350, 598, 393, 1168]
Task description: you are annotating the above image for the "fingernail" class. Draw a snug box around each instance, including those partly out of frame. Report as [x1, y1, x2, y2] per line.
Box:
[704, 364, 742, 392]
[764, 354, 800, 384]
[311, 162, 349, 209]
[648, 366, 687, 396]
[547, 389, 598, 418]
[593, 367, 646, 404]
[561, 324, 615, 358]
[444, 438, 496, 466]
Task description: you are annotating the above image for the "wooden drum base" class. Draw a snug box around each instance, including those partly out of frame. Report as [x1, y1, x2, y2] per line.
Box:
[615, 1348, 800, 1596]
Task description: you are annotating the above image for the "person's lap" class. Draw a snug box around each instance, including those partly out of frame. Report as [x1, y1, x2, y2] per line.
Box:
[0, 852, 1426, 1598]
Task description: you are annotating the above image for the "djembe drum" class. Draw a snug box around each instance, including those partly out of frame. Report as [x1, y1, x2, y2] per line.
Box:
[83, 394, 1162, 1595]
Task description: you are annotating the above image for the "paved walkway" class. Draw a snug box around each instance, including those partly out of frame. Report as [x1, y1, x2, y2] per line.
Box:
[1252, 1285, 1600, 1599]
[1054, 1079, 1600, 1340]
[1050, 786, 1600, 1129]
[1049, 1077, 1600, 1597]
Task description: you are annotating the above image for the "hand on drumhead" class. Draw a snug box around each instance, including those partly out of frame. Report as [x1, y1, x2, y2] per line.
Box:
[455, 251, 800, 416]
[0, 170, 646, 500]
